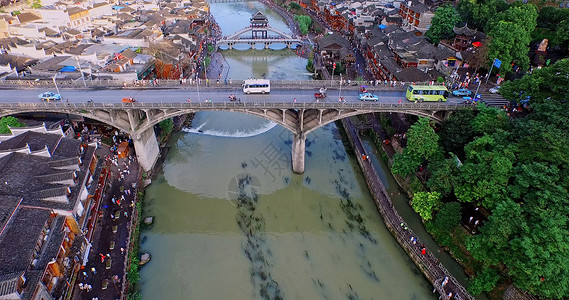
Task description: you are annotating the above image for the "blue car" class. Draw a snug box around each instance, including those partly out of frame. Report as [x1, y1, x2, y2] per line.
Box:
[38, 91, 62, 102]
[452, 89, 472, 97]
[358, 93, 379, 101]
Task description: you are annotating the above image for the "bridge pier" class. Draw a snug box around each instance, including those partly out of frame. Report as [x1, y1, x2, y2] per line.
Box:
[292, 132, 305, 174]
[132, 127, 160, 172]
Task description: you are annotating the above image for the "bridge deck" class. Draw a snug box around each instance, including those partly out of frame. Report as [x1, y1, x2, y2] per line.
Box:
[342, 118, 474, 300]
[0, 101, 465, 110]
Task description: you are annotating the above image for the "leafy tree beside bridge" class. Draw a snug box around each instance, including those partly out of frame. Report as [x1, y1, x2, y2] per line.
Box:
[393, 60, 569, 298]
[0, 116, 25, 134]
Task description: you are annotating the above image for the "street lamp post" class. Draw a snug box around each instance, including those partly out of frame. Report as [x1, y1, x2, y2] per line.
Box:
[203, 60, 207, 84]
[330, 62, 336, 88]
[75, 56, 87, 87]
[52, 73, 60, 95]
[196, 73, 200, 102]
[339, 73, 342, 101]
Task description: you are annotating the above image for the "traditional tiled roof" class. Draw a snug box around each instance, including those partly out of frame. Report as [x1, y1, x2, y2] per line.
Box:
[319, 34, 351, 50]
[395, 67, 431, 82]
[405, 1, 430, 13]
[373, 44, 392, 59]
[0, 131, 62, 153]
[16, 12, 41, 24]
[39, 27, 59, 37]
[380, 57, 402, 74]
[0, 207, 51, 275]
[0, 196, 20, 234]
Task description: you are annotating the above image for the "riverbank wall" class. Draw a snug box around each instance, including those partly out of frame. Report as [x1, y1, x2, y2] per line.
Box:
[340, 117, 474, 300]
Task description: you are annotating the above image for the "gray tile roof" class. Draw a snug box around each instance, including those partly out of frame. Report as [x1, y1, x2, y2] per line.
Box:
[0, 131, 63, 153]
[380, 57, 402, 74]
[23, 216, 65, 300]
[395, 67, 431, 82]
[0, 207, 51, 275]
[318, 34, 351, 50]
[0, 196, 21, 234]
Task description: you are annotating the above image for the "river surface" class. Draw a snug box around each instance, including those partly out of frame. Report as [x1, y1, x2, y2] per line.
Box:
[139, 2, 435, 299]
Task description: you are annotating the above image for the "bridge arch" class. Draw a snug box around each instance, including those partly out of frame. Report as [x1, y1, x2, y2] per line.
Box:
[0, 102, 460, 173]
[0, 108, 132, 133]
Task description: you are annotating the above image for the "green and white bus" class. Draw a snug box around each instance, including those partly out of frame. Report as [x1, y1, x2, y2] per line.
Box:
[406, 85, 449, 102]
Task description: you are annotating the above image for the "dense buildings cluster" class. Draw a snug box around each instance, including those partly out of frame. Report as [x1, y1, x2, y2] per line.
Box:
[0, 123, 101, 299]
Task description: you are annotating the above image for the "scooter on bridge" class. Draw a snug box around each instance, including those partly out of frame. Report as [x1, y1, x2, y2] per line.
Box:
[229, 94, 241, 102]
[314, 87, 327, 100]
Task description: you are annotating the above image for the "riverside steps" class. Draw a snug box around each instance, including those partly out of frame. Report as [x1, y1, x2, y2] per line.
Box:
[341, 118, 474, 300]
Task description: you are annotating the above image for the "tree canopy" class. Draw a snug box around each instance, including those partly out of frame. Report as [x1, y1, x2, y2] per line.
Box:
[500, 59, 569, 103]
[411, 191, 442, 221]
[486, 4, 537, 73]
[0, 116, 26, 134]
[425, 4, 461, 44]
[392, 117, 440, 176]
[294, 15, 312, 35]
[397, 60, 569, 298]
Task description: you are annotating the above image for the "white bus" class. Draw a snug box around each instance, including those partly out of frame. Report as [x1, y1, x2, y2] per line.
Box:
[243, 79, 270, 94]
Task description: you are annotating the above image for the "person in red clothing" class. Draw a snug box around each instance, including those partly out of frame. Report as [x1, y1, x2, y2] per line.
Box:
[421, 247, 426, 255]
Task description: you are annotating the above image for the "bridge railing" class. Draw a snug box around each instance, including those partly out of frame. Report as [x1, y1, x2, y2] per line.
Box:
[0, 101, 467, 110]
[0, 78, 441, 91]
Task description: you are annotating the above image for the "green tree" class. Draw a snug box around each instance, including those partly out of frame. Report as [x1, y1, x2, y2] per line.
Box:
[454, 134, 515, 208]
[433, 201, 461, 232]
[392, 118, 441, 176]
[425, 3, 461, 44]
[439, 108, 476, 160]
[487, 21, 531, 74]
[556, 19, 569, 51]
[467, 199, 525, 265]
[468, 267, 500, 295]
[457, 0, 509, 30]
[295, 15, 312, 35]
[470, 103, 510, 135]
[411, 191, 442, 221]
[536, 6, 569, 31]
[425, 201, 461, 245]
[331, 61, 345, 74]
[486, 5, 537, 73]
[288, 2, 300, 10]
[427, 157, 461, 196]
[500, 59, 569, 103]
[485, 4, 537, 34]
[0, 116, 25, 134]
[159, 119, 174, 140]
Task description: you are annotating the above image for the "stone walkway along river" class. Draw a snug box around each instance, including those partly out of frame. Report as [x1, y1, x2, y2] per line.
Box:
[341, 118, 475, 300]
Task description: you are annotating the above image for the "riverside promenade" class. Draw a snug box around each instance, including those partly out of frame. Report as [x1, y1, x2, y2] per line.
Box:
[341, 118, 474, 300]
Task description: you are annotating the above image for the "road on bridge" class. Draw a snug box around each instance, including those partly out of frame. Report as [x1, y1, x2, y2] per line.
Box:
[1, 87, 468, 106]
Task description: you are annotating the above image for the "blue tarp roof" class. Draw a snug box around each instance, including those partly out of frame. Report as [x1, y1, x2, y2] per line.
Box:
[378, 24, 387, 29]
[112, 5, 124, 9]
[60, 66, 76, 72]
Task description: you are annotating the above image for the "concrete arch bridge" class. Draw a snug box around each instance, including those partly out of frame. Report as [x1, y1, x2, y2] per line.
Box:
[0, 102, 462, 174]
